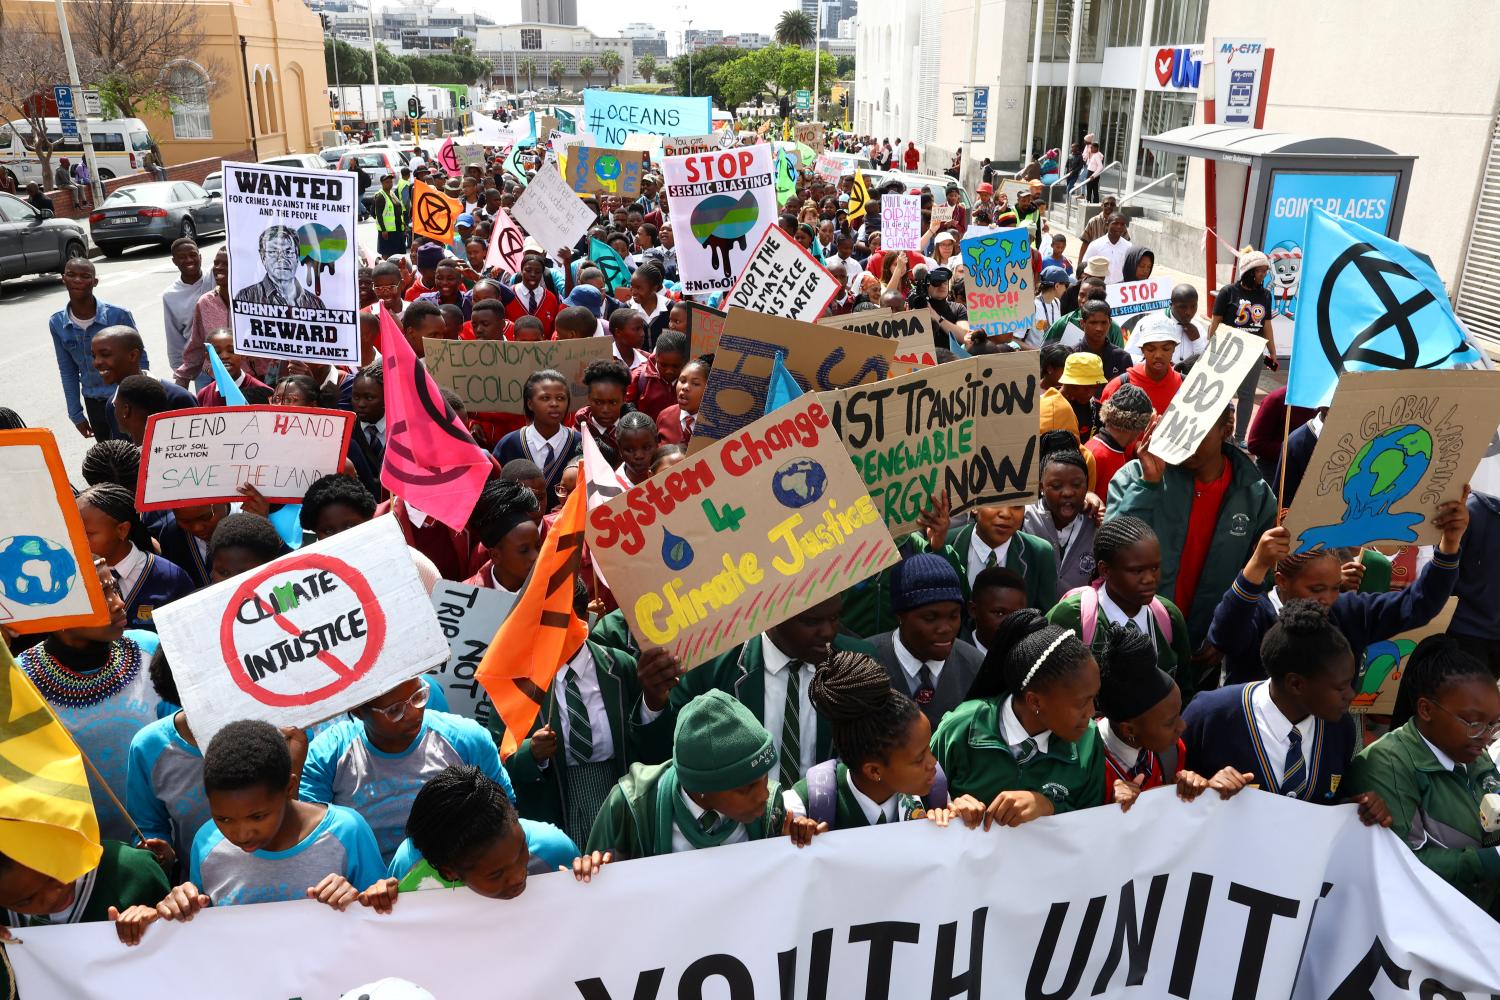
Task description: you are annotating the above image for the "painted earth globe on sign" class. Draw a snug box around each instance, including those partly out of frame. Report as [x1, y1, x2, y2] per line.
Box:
[1345, 424, 1432, 514]
[0, 535, 77, 606]
[771, 459, 828, 509]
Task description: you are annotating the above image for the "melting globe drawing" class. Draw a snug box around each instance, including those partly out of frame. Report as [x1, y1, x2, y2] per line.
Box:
[689, 192, 760, 281]
[1296, 423, 1432, 553]
[771, 459, 828, 509]
[0, 535, 78, 606]
[297, 223, 349, 265]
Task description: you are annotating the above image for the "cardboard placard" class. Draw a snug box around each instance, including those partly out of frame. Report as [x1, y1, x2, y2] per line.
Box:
[961, 226, 1034, 344]
[817, 307, 939, 366]
[423, 337, 613, 414]
[152, 515, 450, 745]
[1282, 370, 1500, 554]
[511, 162, 597, 256]
[0, 430, 109, 633]
[794, 122, 826, 154]
[724, 226, 841, 322]
[663, 146, 778, 296]
[932, 204, 955, 224]
[881, 194, 923, 252]
[223, 161, 359, 366]
[824, 354, 1039, 534]
[137, 406, 354, 510]
[1149, 330, 1265, 466]
[683, 302, 727, 361]
[586, 394, 900, 668]
[662, 133, 726, 157]
[999, 179, 1031, 205]
[1350, 597, 1457, 715]
[691, 310, 898, 452]
[566, 146, 647, 197]
[428, 579, 517, 727]
[812, 154, 844, 182]
[455, 143, 488, 169]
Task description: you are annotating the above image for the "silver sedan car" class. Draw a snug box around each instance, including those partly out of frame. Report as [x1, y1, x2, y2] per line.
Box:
[90, 180, 225, 256]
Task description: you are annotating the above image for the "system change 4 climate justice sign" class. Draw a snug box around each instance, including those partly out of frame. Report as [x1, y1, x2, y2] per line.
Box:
[223, 162, 360, 366]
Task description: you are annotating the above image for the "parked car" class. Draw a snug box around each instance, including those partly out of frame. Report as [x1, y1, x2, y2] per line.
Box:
[89, 180, 224, 256]
[202, 171, 222, 196]
[336, 149, 404, 202]
[0, 191, 89, 284]
[866, 170, 973, 211]
[258, 153, 327, 172]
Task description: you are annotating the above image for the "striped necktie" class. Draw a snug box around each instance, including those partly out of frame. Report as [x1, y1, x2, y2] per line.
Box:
[564, 668, 594, 766]
[1012, 737, 1039, 767]
[779, 663, 803, 788]
[1282, 728, 1308, 798]
[699, 808, 721, 832]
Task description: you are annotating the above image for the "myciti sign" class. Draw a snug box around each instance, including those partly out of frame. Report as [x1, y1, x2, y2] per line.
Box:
[1153, 46, 1203, 90]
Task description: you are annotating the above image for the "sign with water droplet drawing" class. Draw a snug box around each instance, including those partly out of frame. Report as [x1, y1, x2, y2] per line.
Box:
[586, 394, 900, 669]
[960, 225, 1034, 345]
[1282, 369, 1500, 554]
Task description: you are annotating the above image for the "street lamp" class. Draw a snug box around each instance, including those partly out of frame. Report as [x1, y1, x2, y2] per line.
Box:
[685, 19, 694, 97]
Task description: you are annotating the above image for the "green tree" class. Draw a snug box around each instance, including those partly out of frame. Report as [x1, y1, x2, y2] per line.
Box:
[577, 56, 595, 89]
[517, 56, 537, 91]
[376, 43, 413, 84]
[549, 58, 565, 89]
[600, 49, 623, 86]
[835, 55, 855, 77]
[637, 53, 656, 84]
[451, 36, 474, 58]
[775, 9, 815, 47]
[715, 45, 834, 110]
[325, 37, 371, 85]
[655, 64, 673, 86]
[669, 45, 739, 106]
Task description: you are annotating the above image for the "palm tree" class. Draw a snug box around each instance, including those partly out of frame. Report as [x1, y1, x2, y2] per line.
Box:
[549, 58, 565, 90]
[776, 9, 815, 47]
[600, 49, 623, 87]
[517, 56, 536, 91]
[577, 56, 595, 90]
[637, 53, 657, 84]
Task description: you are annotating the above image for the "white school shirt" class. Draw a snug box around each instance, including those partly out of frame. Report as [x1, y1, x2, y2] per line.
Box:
[892, 629, 945, 694]
[966, 535, 1011, 589]
[1250, 681, 1317, 787]
[111, 544, 148, 601]
[999, 695, 1052, 755]
[782, 764, 899, 824]
[671, 789, 749, 853]
[358, 416, 386, 449]
[1096, 587, 1157, 650]
[556, 644, 615, 764]
[524, 423, 570, 464]
[761, 635, 819, 776]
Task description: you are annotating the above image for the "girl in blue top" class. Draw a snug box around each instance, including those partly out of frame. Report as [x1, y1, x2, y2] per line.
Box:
[362, 765, 607, 913]
[76, 483, 194, 631]
[299, 676, 515, 862]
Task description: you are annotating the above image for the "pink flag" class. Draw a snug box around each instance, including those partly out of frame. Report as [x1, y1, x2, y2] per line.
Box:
[485, 207, 527, 274]
[436, 137, 461, 174]
[377, 305, 492, 531]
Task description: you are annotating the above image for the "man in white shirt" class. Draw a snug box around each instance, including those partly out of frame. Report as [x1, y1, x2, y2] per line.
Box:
[1128, 286, 1207, 366]
[1083, 214, 1133, 284]
[162, 240, 215, 388]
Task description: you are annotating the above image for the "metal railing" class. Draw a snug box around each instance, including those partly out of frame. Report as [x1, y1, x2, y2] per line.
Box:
[1118, 172, 1182, 216]
[1063, 160, 1120, 231]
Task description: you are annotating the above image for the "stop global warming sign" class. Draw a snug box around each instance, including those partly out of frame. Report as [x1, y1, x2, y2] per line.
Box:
[153, 515, 449, 744]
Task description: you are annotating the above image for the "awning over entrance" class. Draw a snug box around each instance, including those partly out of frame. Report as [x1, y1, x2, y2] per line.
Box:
[1143, 125, 1407, 166]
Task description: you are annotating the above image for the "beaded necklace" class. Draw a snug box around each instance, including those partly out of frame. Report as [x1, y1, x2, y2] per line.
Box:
[21, 640, 141, 709]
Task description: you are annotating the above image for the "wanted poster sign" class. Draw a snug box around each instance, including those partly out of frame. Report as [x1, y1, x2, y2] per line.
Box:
[223, 161, 359, 365]
[663, 146, 777, 295]
[153, 515, 449, 744]
[725, 226, 841, 322]
[137, 406, 354, 510]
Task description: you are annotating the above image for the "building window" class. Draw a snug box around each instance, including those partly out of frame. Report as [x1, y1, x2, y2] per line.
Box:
[521, 28, 541, 49]
[168, 65, 212, 139]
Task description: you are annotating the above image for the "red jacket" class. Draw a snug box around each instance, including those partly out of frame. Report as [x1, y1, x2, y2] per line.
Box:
[655, 405, 692, 445]
[1100, 364, 1181, 416]
[626, 355, 677, 423]
[504, 285, 561, 338]
[1102, 737, 1187, 802]
[195, 373, 271, 407]
[376, 495, 486, 582]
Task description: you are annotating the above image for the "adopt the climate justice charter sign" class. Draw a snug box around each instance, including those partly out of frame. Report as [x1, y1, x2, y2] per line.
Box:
[223, 161, 359, 365]
[152, 515, 449, 744]
[663, 145, 778, 295]
[18, 793, 1500, 999]
[136, 406, 354, 509]
[587, 394, 899, 669]
[724, 225, 841, 322]
[823, 353, 1040, 534]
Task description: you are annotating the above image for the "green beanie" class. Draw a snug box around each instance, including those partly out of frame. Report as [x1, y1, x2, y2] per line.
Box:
[673, 690, 777, 793]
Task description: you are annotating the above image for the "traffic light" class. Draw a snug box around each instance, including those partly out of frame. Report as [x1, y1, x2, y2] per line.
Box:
[778, 96, 789, 118]
[839, 94, 847, 108]
[330, 93, 340, 109]
[407, 96, 419, 118]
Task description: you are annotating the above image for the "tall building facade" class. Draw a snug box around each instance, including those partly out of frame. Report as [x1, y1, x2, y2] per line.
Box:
[521, 0, 577, 27]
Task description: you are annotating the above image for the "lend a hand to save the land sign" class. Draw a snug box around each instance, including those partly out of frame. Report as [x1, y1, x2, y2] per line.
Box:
[586, 395, 899, 669]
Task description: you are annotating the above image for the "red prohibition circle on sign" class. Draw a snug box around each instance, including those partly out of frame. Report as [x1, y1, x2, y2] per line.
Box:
[219, 553, 387, 708]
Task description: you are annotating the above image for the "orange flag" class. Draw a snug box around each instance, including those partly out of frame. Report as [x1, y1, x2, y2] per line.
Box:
[409, 179, 461, 244]
[476, 464, 589, 757]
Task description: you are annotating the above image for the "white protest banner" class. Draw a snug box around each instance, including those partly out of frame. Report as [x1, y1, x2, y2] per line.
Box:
[1149, 329, 1264, 465]
[222, 161, 359, 365]
[812, 153, 844, 182]
[1105, 275, 1171, 320]
[725, 225, 841, 322]
[471, 115, 523, 145]
[19, 793, 1500, 1000]
[136, 406, 354, 510]
[0, 429, 109, 633]
[152, 515, 449, 745]
[880, 193, 922, 252]
[427, 580, 515, 727]
[663, 146, 777, 295]
[483, 206, 527, 274]
[511, 162, 596, 256]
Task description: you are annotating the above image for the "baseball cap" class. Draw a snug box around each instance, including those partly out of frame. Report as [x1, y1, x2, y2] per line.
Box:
[934, 231, 957, 246]
[1059, 354, 1107, 386]
[1039, 265, 1070, 287]
[456, 212, 475, 228]
[977, 183, 993, 195]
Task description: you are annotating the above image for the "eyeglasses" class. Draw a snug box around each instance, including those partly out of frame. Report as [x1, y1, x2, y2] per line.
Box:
[368, 683, 430, 723]
[1425, 698, 1500, 741]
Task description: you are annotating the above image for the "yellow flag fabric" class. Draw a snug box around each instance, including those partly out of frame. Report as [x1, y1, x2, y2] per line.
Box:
[0, 641, 101, 884]
[848, 168, 870, 222]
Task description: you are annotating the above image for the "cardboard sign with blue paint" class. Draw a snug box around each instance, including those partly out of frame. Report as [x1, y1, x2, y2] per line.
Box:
[582, 89, 712, 147]
[1260, 171, 1399, 332]
[567, 146, 647, 197]
[960, 226, 1033, 344]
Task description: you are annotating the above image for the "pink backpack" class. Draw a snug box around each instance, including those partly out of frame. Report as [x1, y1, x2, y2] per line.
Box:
[1068, 581, 1173, 645]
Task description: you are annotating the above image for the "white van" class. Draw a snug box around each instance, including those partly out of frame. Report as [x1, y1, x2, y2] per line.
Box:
[0, 117, 154, 188]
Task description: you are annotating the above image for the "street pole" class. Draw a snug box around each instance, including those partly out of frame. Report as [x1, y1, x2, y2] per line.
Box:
[1059, 0, 1083, 192]
[812, 5, 821, 125]
[1123, 0, 1156, 195]
[958, 0, 983, 191]
[686, 21, 694, 98]
[1024, 0, 1043, 164]
[367, 2, 382, 138]
[53, 0, 102, 206]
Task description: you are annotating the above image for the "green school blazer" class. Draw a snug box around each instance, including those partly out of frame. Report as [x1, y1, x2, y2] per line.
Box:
[1046, 591, 1195, 702]
[584, 762, 785, 860]
[928, 524, 1059, 614]
[930, 698, 1104, 813]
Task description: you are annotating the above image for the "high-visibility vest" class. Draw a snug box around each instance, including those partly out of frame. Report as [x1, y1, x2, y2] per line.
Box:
[375, 189, 403, 233]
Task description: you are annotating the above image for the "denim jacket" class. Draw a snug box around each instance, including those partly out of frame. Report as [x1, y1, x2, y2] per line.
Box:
[49, 300, 140, 423]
